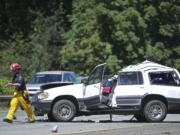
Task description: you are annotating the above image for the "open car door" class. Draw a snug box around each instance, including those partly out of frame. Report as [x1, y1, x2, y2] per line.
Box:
[83, 63, 106, 110]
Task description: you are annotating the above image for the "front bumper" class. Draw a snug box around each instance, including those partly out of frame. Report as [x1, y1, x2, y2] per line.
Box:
[31, 94, 52, 115]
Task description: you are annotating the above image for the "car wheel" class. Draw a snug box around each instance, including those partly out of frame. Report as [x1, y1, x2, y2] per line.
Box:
[52, 99, 76, 122]
[143, 100, 167, 122]
[134, 114, 146, 122]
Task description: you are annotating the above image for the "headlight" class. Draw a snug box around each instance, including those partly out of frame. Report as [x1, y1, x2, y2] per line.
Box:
[38, 92, 49, 100]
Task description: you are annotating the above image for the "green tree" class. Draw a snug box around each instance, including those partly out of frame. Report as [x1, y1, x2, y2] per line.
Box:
[0, 0, 179, 81]
[0, 0, 72, 79]
[142, 0, 180, 68]
[60, 0, 120, 75]
[60, 0, 180, 75]
[29, 7, 65, 74]
[0, 34, 33, 78]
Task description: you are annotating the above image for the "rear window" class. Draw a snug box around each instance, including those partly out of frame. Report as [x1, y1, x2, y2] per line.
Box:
[29, 74, 62, 84]
[63, 73, 76, 83]
[118, 72, 144, 85]
[149, 71, 180, 86]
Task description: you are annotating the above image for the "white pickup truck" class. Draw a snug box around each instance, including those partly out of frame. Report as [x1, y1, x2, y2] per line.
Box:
[32, 61, 180, 122]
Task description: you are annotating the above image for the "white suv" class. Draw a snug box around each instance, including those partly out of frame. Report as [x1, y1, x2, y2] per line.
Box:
[32, 61, 180, 122]
[108, 60, 180, 122]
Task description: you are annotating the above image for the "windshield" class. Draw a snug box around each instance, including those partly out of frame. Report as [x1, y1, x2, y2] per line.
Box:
[29, 74, 62, 84]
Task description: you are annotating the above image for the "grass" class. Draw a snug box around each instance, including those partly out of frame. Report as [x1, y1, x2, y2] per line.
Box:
[0, 102, 8, 110]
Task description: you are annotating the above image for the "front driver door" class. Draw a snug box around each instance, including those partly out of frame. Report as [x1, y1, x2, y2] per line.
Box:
[83, 63, 106, 109]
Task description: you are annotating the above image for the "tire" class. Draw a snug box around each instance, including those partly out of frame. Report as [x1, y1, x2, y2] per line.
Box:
[134, 114, 146, 122]
[52, 99, 76, 122]
[143, 100, 167, 122]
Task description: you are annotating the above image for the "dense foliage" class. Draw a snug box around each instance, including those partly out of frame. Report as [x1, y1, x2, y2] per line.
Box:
[0, 0, 179, 80]
[0, 79, 13, 94]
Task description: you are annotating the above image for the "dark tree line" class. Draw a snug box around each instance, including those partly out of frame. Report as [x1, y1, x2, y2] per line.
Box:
[0, 0, 179, 79]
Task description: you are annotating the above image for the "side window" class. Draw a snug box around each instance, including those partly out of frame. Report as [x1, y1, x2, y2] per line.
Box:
[149, 71, 179, 86]
[88, 70, 101, 85]
[87, 65, 105, 85]
[68, 74, 76, 82]
[118, 72, 144, 85]
[63, 73, 76, 82]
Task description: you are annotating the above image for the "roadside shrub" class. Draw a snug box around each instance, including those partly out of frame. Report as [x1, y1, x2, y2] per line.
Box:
[0, 79, 14, 95]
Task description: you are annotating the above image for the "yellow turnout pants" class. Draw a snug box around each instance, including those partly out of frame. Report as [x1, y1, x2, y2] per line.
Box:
[6, 91, 36, 122]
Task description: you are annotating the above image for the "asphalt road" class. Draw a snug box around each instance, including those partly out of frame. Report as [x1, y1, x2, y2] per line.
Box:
[1, 109, 180, 135]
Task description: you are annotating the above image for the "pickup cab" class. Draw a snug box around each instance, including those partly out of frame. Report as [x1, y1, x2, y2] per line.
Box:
[32, 61, 180, 122]
[26, 71, 76, 96]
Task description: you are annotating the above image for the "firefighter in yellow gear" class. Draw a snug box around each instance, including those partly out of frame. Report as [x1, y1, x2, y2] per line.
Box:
[3, 63, 36, 123]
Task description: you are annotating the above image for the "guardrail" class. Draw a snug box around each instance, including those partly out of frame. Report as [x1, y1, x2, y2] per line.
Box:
[0, 95, 12, 105]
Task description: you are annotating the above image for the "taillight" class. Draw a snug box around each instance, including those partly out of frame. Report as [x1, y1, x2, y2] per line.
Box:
[102, 86, 111, 94]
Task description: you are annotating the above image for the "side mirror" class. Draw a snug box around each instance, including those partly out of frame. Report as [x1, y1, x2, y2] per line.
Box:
[81, 78, 88, 84]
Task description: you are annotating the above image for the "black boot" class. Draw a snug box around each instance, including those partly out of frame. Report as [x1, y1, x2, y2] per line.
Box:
[13, 116, 17, 120]
[3, 118, 12, 123]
